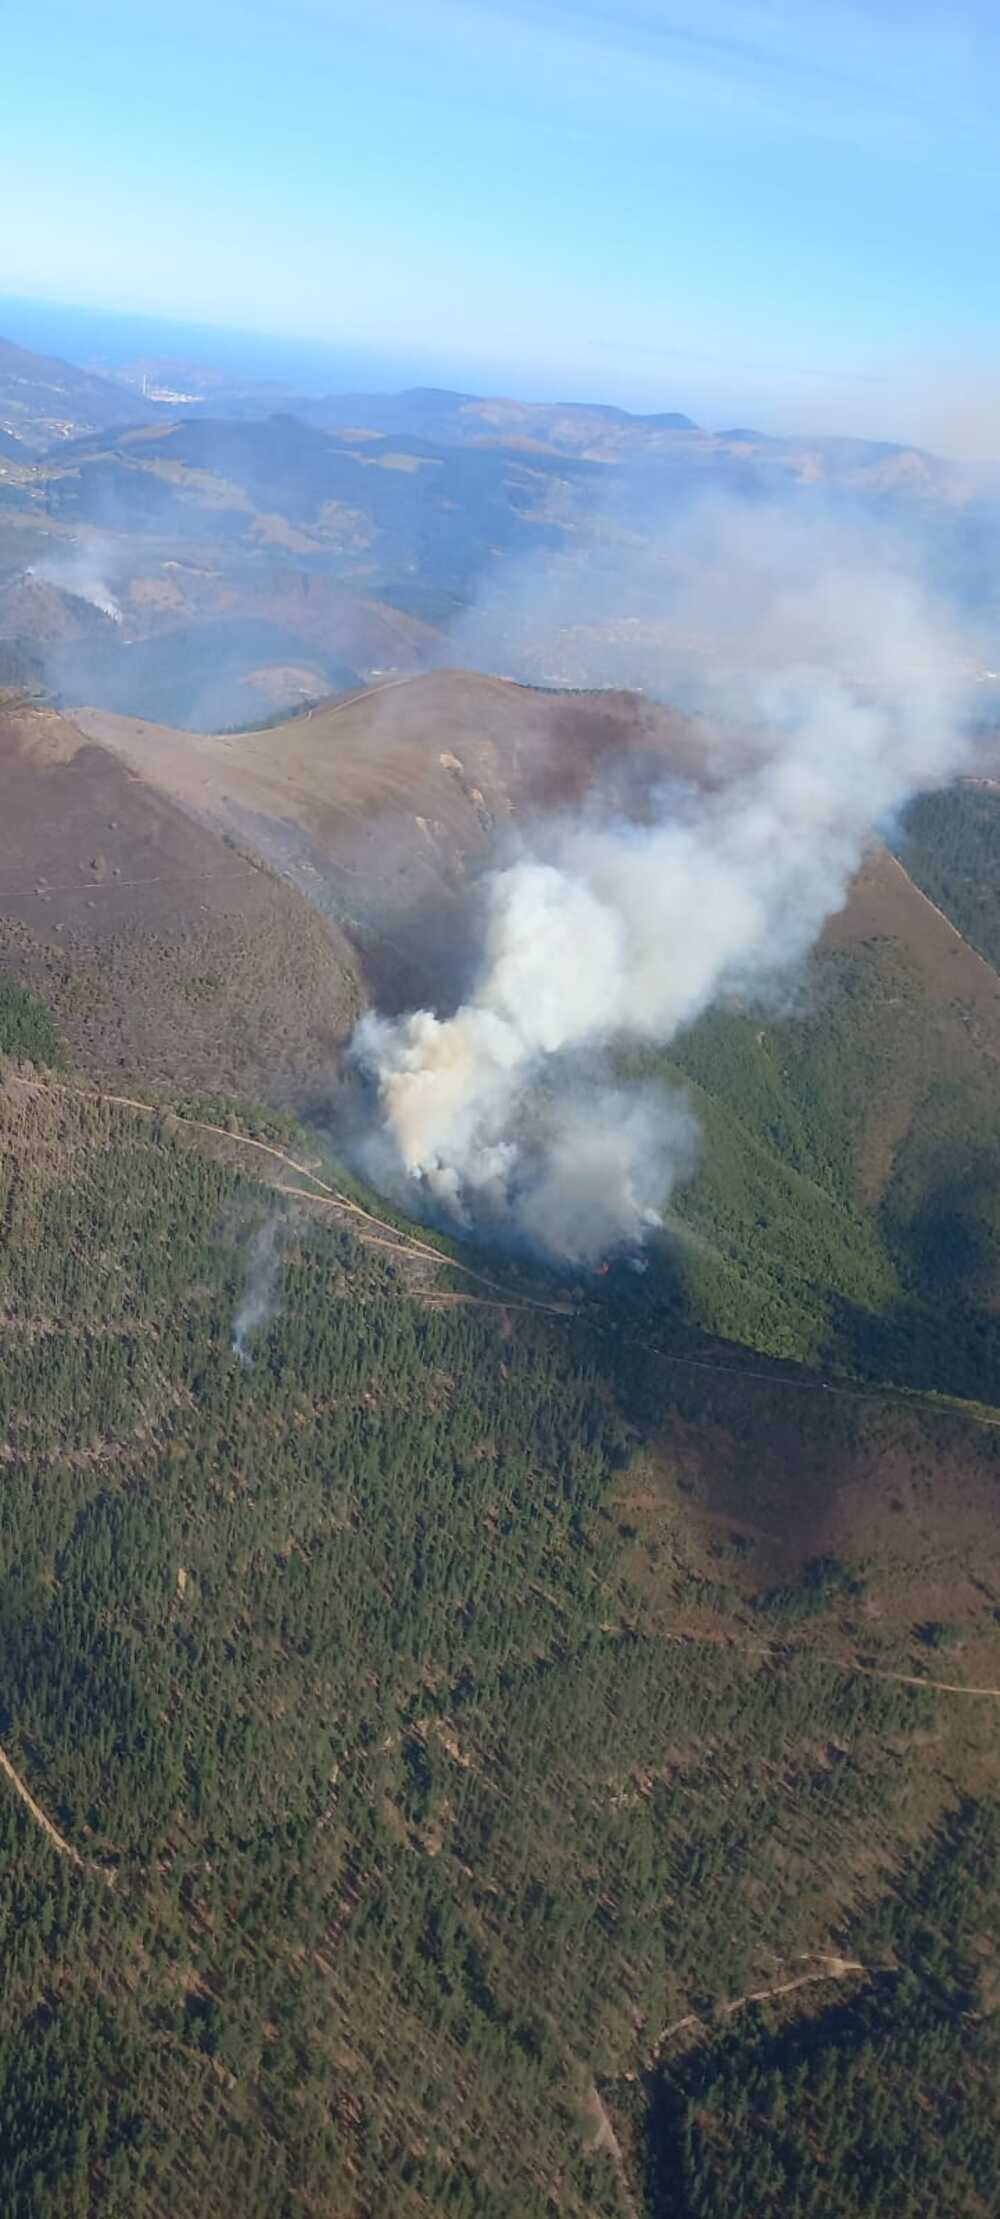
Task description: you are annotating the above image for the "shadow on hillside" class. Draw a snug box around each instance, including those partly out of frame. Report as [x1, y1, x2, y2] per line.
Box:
[345, 877, 491, 1019]
[584, 1232, 1000, 1576]
[827, 1150, 1000, 1405]
[823, 1285, 1000, 1409]
[891, 1150, 1000, 1303]
[634, 1800, 995, 2218]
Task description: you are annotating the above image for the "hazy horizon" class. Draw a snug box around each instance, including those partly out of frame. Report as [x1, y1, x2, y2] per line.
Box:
[4, 1, 1000, 458]
[3, 287, 999, 468]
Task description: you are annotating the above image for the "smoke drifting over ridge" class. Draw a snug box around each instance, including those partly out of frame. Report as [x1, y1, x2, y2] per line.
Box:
[31, 541, 123, 623]
[353, 501, 980, 1263]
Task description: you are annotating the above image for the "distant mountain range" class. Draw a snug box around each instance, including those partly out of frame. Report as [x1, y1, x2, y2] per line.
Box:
[0, 330, 998, 731]
[292, 383, 953, 491]
[0, 329, 966, 486]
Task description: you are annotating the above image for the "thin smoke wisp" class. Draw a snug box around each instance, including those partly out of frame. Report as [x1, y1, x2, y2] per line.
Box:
[353, 503, 978, 1263]
[30, 543, 123, 623]
[232, 1215, 286, 1361]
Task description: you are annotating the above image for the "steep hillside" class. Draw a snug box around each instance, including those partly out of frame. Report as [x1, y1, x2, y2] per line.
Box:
[73, 671, 717, 1005]
[0, 573, 119, 645]
[628, 1801, 1000, 2215]
[0, 695, 361, 1098]
[0, 1059, 998, 2216]
[0, 335, 155, 451]
[639, 842, 1000, 1396]
[896, 778, 1000, 971]
[70, 671, 1000, 1409]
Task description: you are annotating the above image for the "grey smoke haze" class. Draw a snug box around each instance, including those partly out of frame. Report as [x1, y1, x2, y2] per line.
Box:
[446, 487, 982, 702]
[356, 496, 979, 1263]
[232, 1215, 286, 1361]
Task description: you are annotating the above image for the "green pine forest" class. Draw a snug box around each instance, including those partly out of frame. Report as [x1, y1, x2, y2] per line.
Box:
[0, 780, 998, 2215]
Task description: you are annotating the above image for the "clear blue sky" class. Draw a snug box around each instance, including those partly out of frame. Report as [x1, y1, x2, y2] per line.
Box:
[3, 0, 999, 450]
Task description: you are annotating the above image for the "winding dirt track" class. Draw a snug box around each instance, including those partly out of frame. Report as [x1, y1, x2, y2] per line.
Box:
[5, 1071, 1000, 1727]
[9, 1070, 1000, 1427]
[584, 2076, 639, 2216]
[0, 1746, 113, 1883]
[589, 1954, 870, 2210]
[654, 1953, 868, 2053]
[5, 1074, 569, 1313]
[655, 1626, 1000, 1701]
[825, 1657, 1000, 1698]
[5, 1049, 998, 2217]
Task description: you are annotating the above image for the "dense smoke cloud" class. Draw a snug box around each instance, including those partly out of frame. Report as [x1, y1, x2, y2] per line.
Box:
[353, 501, 979, 1262]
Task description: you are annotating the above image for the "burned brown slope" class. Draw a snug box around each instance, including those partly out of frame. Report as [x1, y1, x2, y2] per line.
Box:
[52, 669, 1000, 1099]
[820, 840, 1000, 1208]
[0, 575, 115, 646]
[73, 668, 721, 1006]
[0, 698, 361, 1099]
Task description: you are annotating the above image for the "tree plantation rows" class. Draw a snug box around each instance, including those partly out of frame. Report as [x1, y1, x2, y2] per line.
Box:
[634, 1801, 1000, 2218]
[0, 1059, 998, 2213]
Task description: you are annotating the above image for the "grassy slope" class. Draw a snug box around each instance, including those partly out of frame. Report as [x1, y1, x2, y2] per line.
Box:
[626, 846, 1000, 1403]
[1, 1037, 999, 2215]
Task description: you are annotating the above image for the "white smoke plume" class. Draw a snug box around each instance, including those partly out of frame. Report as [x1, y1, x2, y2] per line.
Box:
[353, 501, 979, 1263]
[30, 540, 123, 623]
[232, 1215, 286, 1361]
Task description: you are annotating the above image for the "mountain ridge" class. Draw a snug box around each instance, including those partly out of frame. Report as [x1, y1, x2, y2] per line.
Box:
[0, 334, 160, 451]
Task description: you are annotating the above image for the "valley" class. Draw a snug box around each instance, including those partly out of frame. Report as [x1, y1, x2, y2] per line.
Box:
[4, 334, 1000, 740]
[5, 662, 1000, 1401]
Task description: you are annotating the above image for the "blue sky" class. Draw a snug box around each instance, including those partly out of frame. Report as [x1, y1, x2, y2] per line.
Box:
[3, 0, 999, 449]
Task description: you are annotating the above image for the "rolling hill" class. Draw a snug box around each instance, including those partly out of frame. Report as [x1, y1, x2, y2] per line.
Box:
[0, 405, 604, 724]
[3, 345, 998, 737]
[58, 668, 1000, 1410]
[71, 671, 719, 1003]
[295, 383, 955, 493]
[0, 694, 362, 1099]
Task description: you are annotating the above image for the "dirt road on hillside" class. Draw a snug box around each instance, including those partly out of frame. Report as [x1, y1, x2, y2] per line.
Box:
[0, 1747, 113, 1883]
